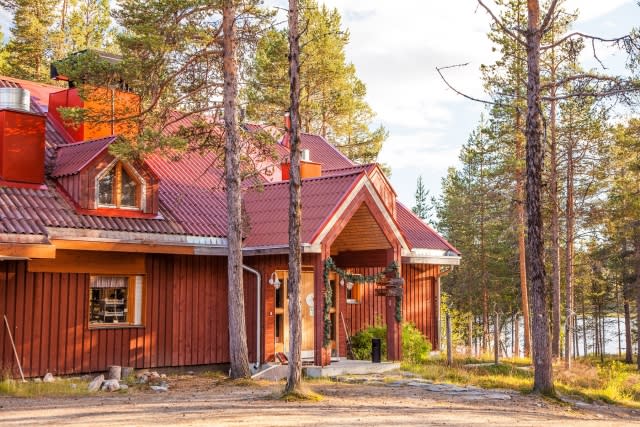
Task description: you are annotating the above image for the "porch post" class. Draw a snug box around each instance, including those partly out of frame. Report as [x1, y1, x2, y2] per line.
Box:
[386, 246, 402, 361]
[313, 250, 329, 366]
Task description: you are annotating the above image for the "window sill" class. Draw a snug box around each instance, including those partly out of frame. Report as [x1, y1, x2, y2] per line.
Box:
[89, 324, 145, 330]
[346, 299, 360, 305]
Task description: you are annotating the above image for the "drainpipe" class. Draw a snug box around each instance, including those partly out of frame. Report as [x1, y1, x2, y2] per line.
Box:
[242, 264, 261, 369]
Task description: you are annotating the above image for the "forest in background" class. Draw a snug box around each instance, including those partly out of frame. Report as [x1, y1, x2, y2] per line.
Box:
[407, 0, 640, 369]
[0, 0, 387, 166]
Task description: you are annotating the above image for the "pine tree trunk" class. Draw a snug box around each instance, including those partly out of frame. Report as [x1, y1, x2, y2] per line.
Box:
[285, 0, 303, 393]
[565, 136, 574, 368]
[624, 296, 633, 363]
[634, 233, 640, 370]
[616, 282, 622, 357]
[582, 291, 587, 356]
[549, 82, 561, 360]
[525, 0, 553, 394]
[514, 313, 520, 357]
[514, 3, 531, 361]
[222, 1, 250, 379]
[515, 111, 531, 359]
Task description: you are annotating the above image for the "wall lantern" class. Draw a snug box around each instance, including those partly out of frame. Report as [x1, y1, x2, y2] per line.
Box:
[268, 272, 281, 290]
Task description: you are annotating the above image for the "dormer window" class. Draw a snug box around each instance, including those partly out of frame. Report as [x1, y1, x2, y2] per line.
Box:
[96, 161, 144, 210]
[53, 137, 159, 217]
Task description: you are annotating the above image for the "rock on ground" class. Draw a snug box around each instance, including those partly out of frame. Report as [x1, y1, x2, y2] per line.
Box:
[88, 375, 104, 392]
[42, 373, 55, 383]
[101, 379, 120, 392]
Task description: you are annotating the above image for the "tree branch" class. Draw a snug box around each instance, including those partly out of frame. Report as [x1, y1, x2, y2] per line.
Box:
[477, 0, 526, 46]
[436, 63, 508, 107]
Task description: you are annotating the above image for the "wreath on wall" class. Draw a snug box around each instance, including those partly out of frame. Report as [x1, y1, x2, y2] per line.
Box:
[322, 257, 402, 347]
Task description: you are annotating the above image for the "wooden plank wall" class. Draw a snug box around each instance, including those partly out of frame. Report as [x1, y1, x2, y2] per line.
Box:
[0, 254, 257, 378]
[340, 262, 439, 356]
[402, 264, 439, 349]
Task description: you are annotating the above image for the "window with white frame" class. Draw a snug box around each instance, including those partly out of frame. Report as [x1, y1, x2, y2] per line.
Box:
[96, 161, 145, 209]
[89, 275, 144, 326]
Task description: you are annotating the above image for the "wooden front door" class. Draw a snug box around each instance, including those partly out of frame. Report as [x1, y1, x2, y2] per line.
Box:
[274, 270, 316, 358]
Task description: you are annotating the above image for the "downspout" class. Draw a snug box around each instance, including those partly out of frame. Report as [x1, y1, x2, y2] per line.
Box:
[242, 264, 261, 369]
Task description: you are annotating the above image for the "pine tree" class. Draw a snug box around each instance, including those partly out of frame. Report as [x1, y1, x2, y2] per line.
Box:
[245, 0, 387, 164]
[65, 0, 114, 53]
[412, 175, 434, 225]
[1, 0, 56, 81]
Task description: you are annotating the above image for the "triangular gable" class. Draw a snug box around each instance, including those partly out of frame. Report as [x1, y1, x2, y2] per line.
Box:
[310, 175, 410, 254]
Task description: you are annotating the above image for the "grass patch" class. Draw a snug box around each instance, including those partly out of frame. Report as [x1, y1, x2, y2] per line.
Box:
[279, 387, 323, 402]
[403, 355, 640, 407]
[0, 378, 90, 397]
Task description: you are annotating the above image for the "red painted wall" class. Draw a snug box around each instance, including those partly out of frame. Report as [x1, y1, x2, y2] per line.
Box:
[0, 254, 258, 377]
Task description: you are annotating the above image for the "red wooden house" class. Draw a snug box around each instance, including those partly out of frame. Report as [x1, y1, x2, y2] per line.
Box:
[0, 74, 460, 377]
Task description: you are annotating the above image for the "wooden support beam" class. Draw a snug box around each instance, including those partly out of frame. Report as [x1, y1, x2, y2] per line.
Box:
[29, 249, 145, 274]
[0, 243, 56, 259]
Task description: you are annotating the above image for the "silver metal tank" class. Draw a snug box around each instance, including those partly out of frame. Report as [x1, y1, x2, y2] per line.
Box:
[0, 87, 31, 112]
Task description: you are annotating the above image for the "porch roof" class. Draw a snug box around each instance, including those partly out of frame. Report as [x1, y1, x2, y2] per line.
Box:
[242, 170, 364, 248]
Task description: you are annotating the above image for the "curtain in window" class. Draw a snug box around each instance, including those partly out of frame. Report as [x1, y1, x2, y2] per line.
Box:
[90, 276, 128, 288]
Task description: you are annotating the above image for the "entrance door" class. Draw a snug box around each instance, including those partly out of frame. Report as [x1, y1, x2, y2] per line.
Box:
[274, 270, 315, 359]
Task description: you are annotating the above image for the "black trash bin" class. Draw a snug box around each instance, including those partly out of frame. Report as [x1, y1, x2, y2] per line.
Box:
[371, 338, 381, 363]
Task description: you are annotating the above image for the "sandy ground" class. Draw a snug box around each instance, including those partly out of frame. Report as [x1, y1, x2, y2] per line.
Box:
[1, 374, 639, 426]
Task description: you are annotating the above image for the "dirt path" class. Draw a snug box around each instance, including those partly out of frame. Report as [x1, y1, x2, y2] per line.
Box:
[1, 375, 638, 426]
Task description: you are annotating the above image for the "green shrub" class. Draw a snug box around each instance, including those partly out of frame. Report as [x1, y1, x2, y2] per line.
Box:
[349, 322, 432, 363]
[402, 322, 432, 363]
[350, 324, 386, 360]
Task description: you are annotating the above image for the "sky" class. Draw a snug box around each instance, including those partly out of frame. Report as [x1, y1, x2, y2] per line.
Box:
[1, 1, 638, 209]
[311, 0, 639, 208]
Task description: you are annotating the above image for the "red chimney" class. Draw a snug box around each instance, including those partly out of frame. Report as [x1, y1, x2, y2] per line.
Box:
[0, 88, 45, 185]
[284, 111, 291, 131]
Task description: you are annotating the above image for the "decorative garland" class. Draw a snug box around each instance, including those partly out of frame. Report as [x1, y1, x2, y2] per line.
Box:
[322, 257, 401, 347]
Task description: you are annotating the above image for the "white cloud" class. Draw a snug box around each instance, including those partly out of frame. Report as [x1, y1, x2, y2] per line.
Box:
[265, 1, 638, 204]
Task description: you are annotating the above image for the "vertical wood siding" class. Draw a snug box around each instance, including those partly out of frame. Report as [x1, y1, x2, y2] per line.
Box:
[0, 254, 255, 378]
[339, 262, 439, 356]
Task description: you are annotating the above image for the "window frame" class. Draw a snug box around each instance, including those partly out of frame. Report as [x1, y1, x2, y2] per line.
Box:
[346, 274, 363, 305]
[95, 159, 146, 211]
[88, 274, 145, 329]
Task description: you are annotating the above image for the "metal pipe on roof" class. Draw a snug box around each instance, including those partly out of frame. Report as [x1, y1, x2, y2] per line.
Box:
[242, 264, 261, 369]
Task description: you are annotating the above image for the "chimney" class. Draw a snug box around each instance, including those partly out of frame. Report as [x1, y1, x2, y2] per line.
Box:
[280, 149, 322, 181]
[0, 88, 46, 185]
[49, 50, 140, 142]
[284, 111, 291, 131]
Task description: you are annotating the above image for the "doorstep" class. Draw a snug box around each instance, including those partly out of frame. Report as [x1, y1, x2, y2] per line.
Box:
[303, 359, 401, 378]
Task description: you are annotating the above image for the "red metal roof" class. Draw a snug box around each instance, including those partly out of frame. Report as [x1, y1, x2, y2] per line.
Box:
[278, 133, 355, 169]
[0, 75, 460, 254]
[321, 164, 376, 176]
[242, 171, 363, 247]
[0, 76, 61, 109]
[52, 136, 116, 177]
[0, 184, 185, 236]
[145, 152, 228, 237]
[396, 202, 460, 254]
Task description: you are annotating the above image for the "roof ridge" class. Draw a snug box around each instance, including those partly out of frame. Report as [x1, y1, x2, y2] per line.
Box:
[323, 163, 375, 172]
[253, 169, 365, 189]
[55, 135, 117, 151]
[0, 74, 60, 89]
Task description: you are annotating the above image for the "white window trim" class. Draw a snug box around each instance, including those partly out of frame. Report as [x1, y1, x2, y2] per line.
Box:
[88, 274, 145, 328]
[95, 158, 147, 211]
